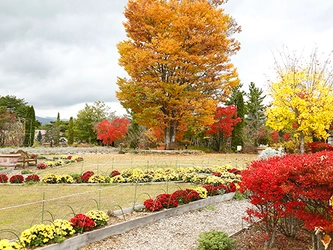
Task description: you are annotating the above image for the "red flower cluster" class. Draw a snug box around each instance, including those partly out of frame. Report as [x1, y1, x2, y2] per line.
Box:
[144, 193, 179, 212]
[170, 189, 200, 205]
[0, 174, 8, 183]
[212, 172, 222, 177]
[30, 154, 38, 159]
[110, 170, 121, 177]
[203, 183, 236, 196]
[76, 171, 94, 183]
[37, 163, 46, 169]
[227, 168, 241, 175]
[69, 213, 96, 233]
[9, 174, 24, 183]
[25, 174, 40, 182]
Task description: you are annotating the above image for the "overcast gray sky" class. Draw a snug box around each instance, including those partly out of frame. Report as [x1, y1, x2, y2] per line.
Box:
[0, 0, 332, 119]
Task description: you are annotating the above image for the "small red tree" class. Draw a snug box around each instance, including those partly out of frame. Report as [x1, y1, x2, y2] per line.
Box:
[206, 105, 241, 152]
[96, 117, 130, 146]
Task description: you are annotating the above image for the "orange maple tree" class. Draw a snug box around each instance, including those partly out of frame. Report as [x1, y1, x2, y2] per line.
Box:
[117, 0, 241, 149]
[96, 117, 130, 146]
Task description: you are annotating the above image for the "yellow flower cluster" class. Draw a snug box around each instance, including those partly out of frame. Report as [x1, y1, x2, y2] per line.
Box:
[189, 187, 207, 199]
[88, 174, 106, 183]
[86, 210, 109, 227]
[0, 239, 23, 249]
[19, 219, 75, 247]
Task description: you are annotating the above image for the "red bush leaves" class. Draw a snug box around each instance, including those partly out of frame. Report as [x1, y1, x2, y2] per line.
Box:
[241, 151, 333, 233]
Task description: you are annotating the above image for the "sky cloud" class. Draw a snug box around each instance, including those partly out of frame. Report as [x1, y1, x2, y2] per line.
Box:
[0, 0, 332, 119]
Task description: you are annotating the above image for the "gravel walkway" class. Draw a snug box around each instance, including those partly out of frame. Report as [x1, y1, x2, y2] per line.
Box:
[79, 199, 251, 250]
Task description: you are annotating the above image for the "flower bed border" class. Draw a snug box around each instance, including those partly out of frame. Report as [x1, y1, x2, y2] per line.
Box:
[38, 192, 235, 250]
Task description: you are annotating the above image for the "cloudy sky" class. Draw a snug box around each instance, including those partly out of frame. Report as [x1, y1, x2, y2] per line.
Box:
[0, 0, 332, 119]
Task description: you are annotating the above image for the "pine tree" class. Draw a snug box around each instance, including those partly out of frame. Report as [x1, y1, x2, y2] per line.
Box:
[246, 82, 266, 147]
[68, 117, 74, 145]
[226, 85, 245, 151]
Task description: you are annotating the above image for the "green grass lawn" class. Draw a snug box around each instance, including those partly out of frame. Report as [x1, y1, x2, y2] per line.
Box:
[0, 153, 257, 240]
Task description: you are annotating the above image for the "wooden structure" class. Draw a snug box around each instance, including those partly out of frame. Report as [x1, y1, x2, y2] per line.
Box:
[10, 149, 37, 168]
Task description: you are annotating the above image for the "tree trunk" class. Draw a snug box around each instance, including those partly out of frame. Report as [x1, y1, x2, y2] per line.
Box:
[312, 231, 333, 250]
[299, 131, 305, 154]
[164, 124, 176, 150]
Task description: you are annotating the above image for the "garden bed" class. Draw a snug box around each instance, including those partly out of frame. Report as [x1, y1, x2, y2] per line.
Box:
[38, 193, 235, 250]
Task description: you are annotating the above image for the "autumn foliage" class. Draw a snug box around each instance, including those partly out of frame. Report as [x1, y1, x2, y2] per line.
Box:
[96, 117, 130, 145]
[206, 105, 241, 151]
[241, 151, 333, 248]
[117, 0, 241, 148]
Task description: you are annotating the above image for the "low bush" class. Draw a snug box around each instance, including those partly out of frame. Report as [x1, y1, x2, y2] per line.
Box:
[196, 230, 236, 250]
[9, 174, 24, 183]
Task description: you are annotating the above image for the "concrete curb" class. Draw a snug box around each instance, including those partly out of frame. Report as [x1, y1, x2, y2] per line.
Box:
[37, 192, 235, 250]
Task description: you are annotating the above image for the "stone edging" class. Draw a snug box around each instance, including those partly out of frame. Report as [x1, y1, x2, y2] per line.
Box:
[37, 192, 235, 250]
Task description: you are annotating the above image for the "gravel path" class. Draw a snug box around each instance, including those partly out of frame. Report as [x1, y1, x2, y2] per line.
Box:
[79, 199, 251, 250]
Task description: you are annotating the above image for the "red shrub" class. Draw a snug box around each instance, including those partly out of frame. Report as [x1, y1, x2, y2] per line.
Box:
[69, 213, 96, 233]
[9, 174, 24, 183]
[185, 189, 200, 202]
[0, 174, 8, 183]
[171, 190, 191, 205]
[155, 193, 178, 209]
[308, 142, 333, 153]
[76, 171, 94, 183]
[144, 198, 163, 212]
[37, 163, 46, 169]
[241, 152, 333, 247]
[110, 170, 121, 177]
[25, 174, 40, 182]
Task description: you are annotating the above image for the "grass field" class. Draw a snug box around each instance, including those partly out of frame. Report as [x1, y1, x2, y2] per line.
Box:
[0, 152, 258, 240]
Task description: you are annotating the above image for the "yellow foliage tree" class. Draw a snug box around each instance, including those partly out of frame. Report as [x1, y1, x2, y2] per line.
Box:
[266, 49, 333, 153]
[116, 0, 241, 149]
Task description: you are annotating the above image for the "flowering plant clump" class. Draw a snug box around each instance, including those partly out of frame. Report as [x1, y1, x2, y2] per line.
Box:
[70, 156, 84, 162]
[56, 174, 74, 184]
[52, 219, 75, 241]
[110, 169, 121, 177]
[76, 171, 94, 183]
[203, 184, 225, 196]
[69, 214, 96, 233]
[55, 160, 65, 166]
[88, 174, 106, 183]
[155, 193, 178, 209]
[20, 223, 55, 247]
[86, 210, 109, 227]
[30, 154, 38, 159]
[37, 163, 46, 169]
[110, 175, 126, 183]
[45, 161, 56, 167]
[25, 174, 40, 182]
[9, 174, 24, 183]
[144, 198, 163, 212]
[42, 174, 58, 184]
[0, 239, 23, 249]
[0, 174, 8, 183]
[171, 190, 191, 205]
[185, 188, 201, 202]
[189, 187, 207, 199]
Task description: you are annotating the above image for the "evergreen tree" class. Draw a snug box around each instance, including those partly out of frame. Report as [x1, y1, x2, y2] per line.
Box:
[23, 106, 36, 147]
[226, 85, 245, 151]
[68, 117, 74, 145]
[246, 82, 266, 146]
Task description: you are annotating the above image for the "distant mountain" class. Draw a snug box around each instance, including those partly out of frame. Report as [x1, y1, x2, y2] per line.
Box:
[36, 116, 56, 124]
